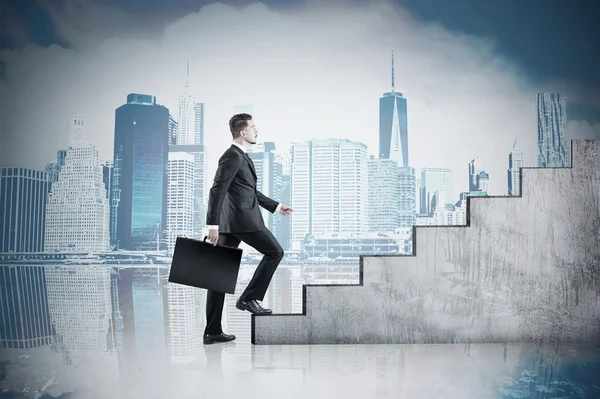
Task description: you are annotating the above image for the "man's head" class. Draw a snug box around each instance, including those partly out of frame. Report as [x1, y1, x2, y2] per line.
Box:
[229, 113, 258, 146]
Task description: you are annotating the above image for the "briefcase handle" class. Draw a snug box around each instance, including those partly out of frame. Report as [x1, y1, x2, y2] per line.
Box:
[203, 236, 240, 250]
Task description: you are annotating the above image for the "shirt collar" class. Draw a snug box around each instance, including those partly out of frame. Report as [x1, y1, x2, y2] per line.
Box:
[232, 141, 247, 153]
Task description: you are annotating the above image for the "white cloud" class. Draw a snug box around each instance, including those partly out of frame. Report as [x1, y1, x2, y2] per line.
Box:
[1, 0, 598, 199]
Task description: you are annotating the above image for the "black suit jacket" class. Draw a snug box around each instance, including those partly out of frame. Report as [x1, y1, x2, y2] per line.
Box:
[206, 145, 279, 233]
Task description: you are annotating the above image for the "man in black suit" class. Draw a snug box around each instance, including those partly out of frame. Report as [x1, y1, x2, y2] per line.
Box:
[203, 113, 293, 345]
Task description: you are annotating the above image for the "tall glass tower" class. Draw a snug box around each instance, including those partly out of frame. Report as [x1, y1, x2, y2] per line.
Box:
[537, 93, 569, 168]
[111, 94, 170, 251]
[173, 62, 206, 239]
[379, 51, 409, 167]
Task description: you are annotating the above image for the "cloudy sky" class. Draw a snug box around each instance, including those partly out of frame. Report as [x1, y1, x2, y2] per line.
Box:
[1, 0, 599, 198]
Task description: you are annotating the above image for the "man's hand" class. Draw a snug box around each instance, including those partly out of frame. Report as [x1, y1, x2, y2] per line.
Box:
[278, 205, 293, 216]
[207, 229, 219, 246]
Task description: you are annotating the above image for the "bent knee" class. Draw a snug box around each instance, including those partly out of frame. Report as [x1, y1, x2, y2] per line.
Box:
[269, 247, 284, 259]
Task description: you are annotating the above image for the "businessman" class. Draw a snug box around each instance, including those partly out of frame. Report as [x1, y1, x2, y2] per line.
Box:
[203, 113, 293, 345]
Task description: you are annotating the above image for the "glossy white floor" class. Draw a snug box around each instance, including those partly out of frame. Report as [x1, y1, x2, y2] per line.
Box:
[124, 338, 600, 399]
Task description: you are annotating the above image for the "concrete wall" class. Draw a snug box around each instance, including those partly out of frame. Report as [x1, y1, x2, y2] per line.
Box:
[253, 140, 600, 345]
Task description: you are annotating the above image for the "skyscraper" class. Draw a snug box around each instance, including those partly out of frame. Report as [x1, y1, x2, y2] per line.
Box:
[274, 151, 292, 250]
[101, 160, 113, 200]
[168, 115, 178, 145]
[45, 114, 110, 252]
[175, 62, 206, 239]
[0, 167, 48, 252]
[289, 141, 311, 247]
[45, 149, 67, 193]
[397, 167, 417, 227]
[379, 51, 409, 167]
[368, 158, 401, 232]
[112, 94, 170, 251]
[468, 158, 489, 195]
[178, 61, 197, 147]
[508, 140, 524, 196]
[290, 139, 368, 248]
[468, 159, 480, 192]
[166, 151, 195, 253]
[278, 174, 292, 250]
[537, 93, 569, 168]
[477, 172, 489, 193]
[420, 168, 454, 215]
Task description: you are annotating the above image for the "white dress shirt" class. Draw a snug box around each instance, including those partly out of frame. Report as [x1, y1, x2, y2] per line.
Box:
[206, 142, 282, 231]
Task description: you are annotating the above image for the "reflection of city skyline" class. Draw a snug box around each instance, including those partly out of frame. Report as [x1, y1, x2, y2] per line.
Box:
[0, 256, 358, 364]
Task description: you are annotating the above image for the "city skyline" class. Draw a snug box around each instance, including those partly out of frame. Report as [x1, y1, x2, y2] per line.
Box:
[2, 82, 585, 203]
[4, 85, 570, 253]
[11, 87, 569, 206]
[2, 58, 574, 257]
[2, 3, 599, 203]
[0, 71, 592, 209]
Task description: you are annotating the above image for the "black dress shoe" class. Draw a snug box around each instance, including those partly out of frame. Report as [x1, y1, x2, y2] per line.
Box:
[236, 298, 272, 314]
[203, 332, 236, 345]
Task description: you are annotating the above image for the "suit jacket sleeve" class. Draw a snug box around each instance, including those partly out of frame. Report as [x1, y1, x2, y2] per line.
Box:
[206, 151, 244, 226]
[256, 190, 279, 213]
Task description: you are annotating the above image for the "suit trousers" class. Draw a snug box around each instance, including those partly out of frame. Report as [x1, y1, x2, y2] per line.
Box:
[204, 228, 284, 335]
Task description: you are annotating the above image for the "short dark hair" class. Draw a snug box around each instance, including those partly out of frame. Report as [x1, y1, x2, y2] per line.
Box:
[229, 113, 252, 139]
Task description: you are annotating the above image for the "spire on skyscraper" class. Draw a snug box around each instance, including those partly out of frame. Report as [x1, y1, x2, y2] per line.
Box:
[391, 50, 395, 93]
[185, 59, 190, 88]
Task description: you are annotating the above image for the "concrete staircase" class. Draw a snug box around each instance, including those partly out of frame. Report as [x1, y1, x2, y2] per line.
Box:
[252, 140, 600, 345]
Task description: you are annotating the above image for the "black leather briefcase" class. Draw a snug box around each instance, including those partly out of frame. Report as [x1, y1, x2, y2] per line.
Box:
[168, 236, 243, 294]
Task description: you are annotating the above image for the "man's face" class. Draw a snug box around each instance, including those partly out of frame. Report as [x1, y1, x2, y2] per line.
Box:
[241, 120, 258, 145]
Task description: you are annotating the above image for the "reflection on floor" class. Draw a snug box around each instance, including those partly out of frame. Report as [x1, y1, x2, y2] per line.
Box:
[124, 338, 600, 399]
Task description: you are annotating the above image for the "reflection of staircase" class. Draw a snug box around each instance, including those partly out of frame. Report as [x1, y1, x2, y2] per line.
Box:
[252, 140, 600, 345]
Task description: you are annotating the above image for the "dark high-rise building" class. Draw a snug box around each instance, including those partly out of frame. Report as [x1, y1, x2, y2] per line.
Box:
[0, 167, 48, 253]
[379, 51, 409, 167]
[102, 161, 113, 200]
[111, 94, 170, 251]
[113, 266, 170, 376]
[0, 265, 53, 349]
